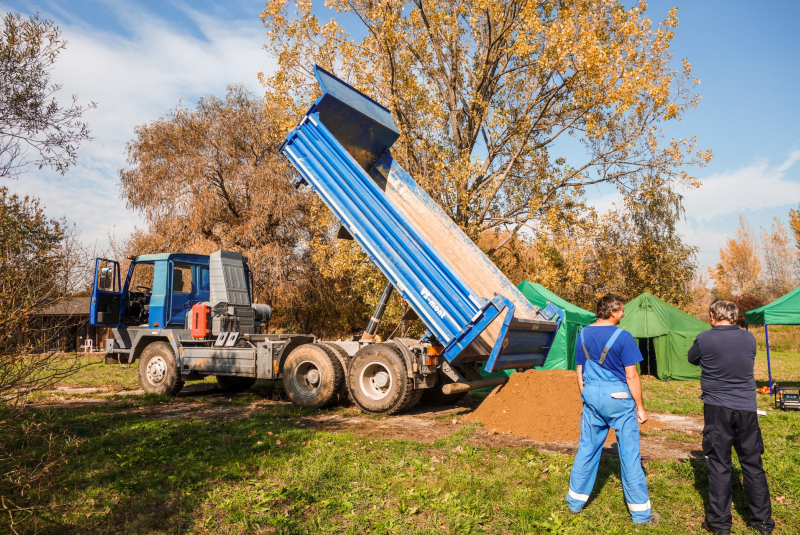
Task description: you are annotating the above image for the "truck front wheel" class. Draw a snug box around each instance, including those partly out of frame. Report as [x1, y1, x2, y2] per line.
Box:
[282, 344, 344, 408]
[348, 344, 417, 414]
[138, 341, 183, 396]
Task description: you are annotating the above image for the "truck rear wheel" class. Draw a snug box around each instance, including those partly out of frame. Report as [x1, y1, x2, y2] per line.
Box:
[319, 342, 352, 405]
[283, 344, 344, 408]
[348, 343, 416, 414]
[138, 341, 183, 396]
[419, 371, 468, 406]
[216, 376, 256, 393]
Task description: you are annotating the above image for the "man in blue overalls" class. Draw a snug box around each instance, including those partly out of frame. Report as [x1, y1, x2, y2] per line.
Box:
[565, 294, 660, 526]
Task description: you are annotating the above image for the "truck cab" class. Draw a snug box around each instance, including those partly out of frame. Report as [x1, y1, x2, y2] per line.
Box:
[91, 253, 215, 330]
[90, 251, 297, 397]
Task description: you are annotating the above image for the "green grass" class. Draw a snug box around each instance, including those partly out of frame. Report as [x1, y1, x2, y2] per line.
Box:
[640, 351, 800, 416]
[2, 355, 799, 534]
[753, 325, 800, 353]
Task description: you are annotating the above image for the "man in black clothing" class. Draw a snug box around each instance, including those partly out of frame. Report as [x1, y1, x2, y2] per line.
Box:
[688, 299, 774, 535]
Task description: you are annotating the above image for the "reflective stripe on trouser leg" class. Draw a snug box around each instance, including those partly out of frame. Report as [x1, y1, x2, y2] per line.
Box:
[615, 403, 651, 524]
[566, 395, 609, 512]
[628, 500, 651, 512]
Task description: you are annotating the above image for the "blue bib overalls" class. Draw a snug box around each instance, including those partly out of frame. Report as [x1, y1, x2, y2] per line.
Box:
[565, 328, 652, 523]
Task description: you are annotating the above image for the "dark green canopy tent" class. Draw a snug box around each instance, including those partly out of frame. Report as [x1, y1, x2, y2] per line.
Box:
[517, 282, 596, 370]
[745, 286, 800, 393]
[618, 292, 711, 380]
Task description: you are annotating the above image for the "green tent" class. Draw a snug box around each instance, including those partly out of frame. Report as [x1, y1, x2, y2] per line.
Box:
[744, 286, 800, 393]
[516, 282, 596, 371]
[744, 286, 800, 325]
[618, 292, 711, 380]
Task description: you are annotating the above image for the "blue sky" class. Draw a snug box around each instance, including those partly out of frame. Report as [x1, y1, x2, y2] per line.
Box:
[1, 0, 799, 270]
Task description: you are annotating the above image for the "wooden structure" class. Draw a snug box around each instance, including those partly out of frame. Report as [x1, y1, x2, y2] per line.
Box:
[35, 297, 112, 352]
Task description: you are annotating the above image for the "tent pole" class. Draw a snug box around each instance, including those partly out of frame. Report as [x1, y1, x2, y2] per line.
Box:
[765, 324, 773, 395]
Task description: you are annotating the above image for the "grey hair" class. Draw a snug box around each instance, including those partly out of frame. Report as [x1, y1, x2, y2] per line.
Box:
[709, 299, 738, 324]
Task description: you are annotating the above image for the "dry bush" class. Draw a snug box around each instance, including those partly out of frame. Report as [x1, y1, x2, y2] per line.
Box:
[0, 188, 90, 531]
[751, 325, 800, 353]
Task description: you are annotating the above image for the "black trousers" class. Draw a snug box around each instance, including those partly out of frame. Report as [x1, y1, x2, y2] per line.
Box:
[702, 404, 774, 533]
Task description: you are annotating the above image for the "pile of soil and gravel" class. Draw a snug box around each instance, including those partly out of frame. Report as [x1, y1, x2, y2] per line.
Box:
[465, 369, 663, 442]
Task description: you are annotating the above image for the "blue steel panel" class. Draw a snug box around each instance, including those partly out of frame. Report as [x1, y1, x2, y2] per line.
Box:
[282, 113, 486, 346]
[149, 260, 169, 328]
[89, 258, 122, 327]
[483, 303, 564, 372]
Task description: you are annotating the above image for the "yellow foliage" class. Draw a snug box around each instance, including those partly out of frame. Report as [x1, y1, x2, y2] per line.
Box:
[261, 0, 710, 239]
[709, 213, 761, 298]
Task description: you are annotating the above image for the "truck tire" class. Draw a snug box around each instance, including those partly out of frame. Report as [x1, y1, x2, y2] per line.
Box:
[283, 344, 344, 408]
[138, 341, 183, 396]
[348, 343, 416, 415]
[419, 371, 468, 406]
[216, 376, 257, 393]
[319, 342, 352, 405]
[401, 387, 424, 412]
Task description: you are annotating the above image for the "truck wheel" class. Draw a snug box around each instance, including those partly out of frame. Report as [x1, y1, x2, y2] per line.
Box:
[319, 342, 352, 405]
[348, 344, 416, 415]
[216, 376, 257, 393]
[283, 344, 344, 408]
[419, 371, 469, 406]
[138, 341, 183, 396]
[401, 387, 424, 412]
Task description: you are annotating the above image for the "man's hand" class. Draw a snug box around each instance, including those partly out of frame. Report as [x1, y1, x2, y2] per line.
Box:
[637, 406, 648, 424]
[626, 364, 648, 424]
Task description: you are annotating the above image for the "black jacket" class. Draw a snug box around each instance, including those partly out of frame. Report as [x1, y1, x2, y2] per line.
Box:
[688, 325, 757, 412]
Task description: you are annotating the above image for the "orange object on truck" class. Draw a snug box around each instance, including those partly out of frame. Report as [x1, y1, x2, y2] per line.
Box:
[190, 303, 210, 338]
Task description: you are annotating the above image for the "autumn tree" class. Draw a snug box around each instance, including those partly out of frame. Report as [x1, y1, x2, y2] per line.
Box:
[709, 213, 761, 298]
[0, 12, 94, 179]
[0, 188, 88, 528]
[516, 178, 697, 310]
[686, 272, 713, 321]
[761, 218, 795, 298]
[790, 204, 800, 280]
[119, 86, 393, 336]
[262, 0, 710, 247]
[120, 86, 309, 326]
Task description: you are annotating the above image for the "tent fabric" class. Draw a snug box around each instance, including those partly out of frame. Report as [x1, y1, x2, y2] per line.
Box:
[618, 292, 711, 381]
[516, 282, 596, 371]
[744, 286, 800, 326]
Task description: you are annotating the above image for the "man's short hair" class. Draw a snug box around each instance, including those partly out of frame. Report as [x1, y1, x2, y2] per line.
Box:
[709, 299, 738, 324]
[596, 294, 625, 320]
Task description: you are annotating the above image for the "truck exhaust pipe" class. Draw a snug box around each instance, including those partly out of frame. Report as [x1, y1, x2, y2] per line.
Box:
[361, 282, 394, 341]
[442, 376, 508, 395]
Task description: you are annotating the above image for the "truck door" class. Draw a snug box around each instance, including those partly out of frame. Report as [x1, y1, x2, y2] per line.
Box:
[91, 259, 122, 326]
[168, 262, 194, 326]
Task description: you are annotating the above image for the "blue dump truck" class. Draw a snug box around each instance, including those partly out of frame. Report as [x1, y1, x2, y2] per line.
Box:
[91, 67, 562, 414]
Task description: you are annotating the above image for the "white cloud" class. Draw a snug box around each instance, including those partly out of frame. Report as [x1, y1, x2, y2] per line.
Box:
[676, 220, 729, 271]
[682, 151, 800, 221]
[584, 150, 800, 269]
[1, 1, 276, 248]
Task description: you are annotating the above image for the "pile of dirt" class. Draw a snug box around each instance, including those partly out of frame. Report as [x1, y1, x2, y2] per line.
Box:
[465, 369, 663, 442]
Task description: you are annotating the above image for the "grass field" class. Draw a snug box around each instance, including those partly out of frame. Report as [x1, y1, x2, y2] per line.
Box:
[752, 325, 800, 353]
[2, 352, 798, 534]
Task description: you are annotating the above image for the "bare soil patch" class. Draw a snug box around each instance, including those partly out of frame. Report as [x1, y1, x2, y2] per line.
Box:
[33, 379, 703, 460]
[464, 369, 664, 442]
[290, 408, 702, 460]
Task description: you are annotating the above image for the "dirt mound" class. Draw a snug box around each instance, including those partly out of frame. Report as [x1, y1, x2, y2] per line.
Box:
[465, 369, 662, 442]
